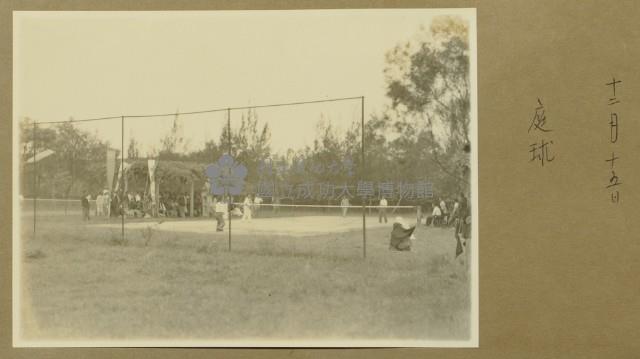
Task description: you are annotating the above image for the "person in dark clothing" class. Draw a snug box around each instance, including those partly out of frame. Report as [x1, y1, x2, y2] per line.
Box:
[177, 192, 187, 217]
[110, 193, 118, 218]
[81, 193, 90, 221]
[113, 192, 124, 218]
[451, 193, 470, 257]
[193, 194, 201, 217]
[426, 203, 442, 227]
[389, 217, 416, 251]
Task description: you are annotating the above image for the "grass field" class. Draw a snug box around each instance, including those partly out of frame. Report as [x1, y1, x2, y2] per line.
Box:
[18, 212, 471, 343]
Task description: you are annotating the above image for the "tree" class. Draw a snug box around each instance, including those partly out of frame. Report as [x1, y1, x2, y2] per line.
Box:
[308, 117, 345, 184]
[383, 15, 471, 195]
[127, 137, 140, 160]
[189, 139, 222, 164]
[19, 117, 112, 198]
[20, 117, 58, 197]
[55, 121, 111, 198]
[217, 108, 271, 193]
[158, 112, 189, 160]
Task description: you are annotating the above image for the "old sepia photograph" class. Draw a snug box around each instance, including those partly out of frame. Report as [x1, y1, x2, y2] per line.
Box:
[13, 9, 478, 347]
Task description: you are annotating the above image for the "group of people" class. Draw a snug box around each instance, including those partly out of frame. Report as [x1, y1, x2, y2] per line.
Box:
[81, 186, 470, 257]
[123, 192, 155, 218]
[338, 196, 390, 222]
[240, 194, 264, 221]
[82, 190, 159, 220]
[388, 193, 470, 254]
[424, 196, 466, 228]
[82, 186, 469, 254]
[157, 192, 202, 218]
[81, 189, 267, 223]
[205, 194, 263, 232]
[81, 190, 116, 220]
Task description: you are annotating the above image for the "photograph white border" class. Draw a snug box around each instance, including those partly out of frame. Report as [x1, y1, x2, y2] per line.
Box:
[12, 8, 478, 348]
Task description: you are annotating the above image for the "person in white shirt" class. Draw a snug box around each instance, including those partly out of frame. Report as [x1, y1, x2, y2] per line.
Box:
[158, 194, 166, 217]
[253, 195, 263, 218]
[103, 191, 111, 217]
[96, 192, 104, 216]
[378, 196, 388, 223]
[340, 196, 350, 217]
[450, 200, 460, 222]
[272, 195, 281, 214]
[203, 193, 212, 217]
[439, 198, 449, 225]
[214, 197, 227, 231]
[426, 204, 442, 226]
[81, 193, 92, 220]
[242, 195, 253, 221]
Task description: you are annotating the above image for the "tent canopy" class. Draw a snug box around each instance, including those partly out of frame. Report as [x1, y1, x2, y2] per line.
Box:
[125, 159, 208, 194]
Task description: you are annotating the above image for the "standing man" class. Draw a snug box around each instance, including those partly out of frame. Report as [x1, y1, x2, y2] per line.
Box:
[253, 195, 262, 218]
[273, 195, 281, 215]
[158, 193, 167, 217]
[103, 190, 111, 218]
[110, 192, 119, 218]
[242, 195, 253, 221]
[185, 192, 191, 217]
[81, 193, 91, 221]
[340, 196, 350, 217]
[95, 191, 104, 217]
[378, 196, 388, 223]
[426, 203, 442, 227]
[439, 197, 449, 225]
[451, 193, 469, 237]
[214, 196, 226, 232]
[124, 192, 132, 217]
[451, 192, 470, 256]
[177, 192, 186, 218]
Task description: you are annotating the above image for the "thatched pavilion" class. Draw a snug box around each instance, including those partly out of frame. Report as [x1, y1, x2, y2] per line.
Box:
[122, 159, 209, 217]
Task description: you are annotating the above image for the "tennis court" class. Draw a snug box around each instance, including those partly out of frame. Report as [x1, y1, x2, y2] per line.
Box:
[91, 206, 419, 238]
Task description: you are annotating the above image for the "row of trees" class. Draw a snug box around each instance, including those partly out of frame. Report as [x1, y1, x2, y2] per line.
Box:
[20, 15, 471, 204]
[20, 120, 112, 199]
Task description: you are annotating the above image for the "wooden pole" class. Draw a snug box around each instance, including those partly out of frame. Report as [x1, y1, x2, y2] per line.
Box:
[156, 181, 160, 217]
[121, 116, 125, 242]
[361, 96, 366, 259]
[32, 121, 37, 237]
[190, 180, 194, 217]
[227, 108, 232, 251]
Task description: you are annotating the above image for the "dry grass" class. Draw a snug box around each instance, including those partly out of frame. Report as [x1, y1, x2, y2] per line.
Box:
[19, 214, 471, 342]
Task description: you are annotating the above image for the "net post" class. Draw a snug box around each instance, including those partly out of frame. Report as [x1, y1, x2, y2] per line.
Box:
[361, 96, 366, 259]
[32, 121, 37, 237]
[227, 108, 232, 252]
[121, 115, 125, 243]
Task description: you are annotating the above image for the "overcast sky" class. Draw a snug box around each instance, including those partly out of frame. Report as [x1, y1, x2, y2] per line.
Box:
[14, 9, 474, 157]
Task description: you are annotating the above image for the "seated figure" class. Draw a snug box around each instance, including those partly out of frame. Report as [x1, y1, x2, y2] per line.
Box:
[389, 217, 416, 251]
